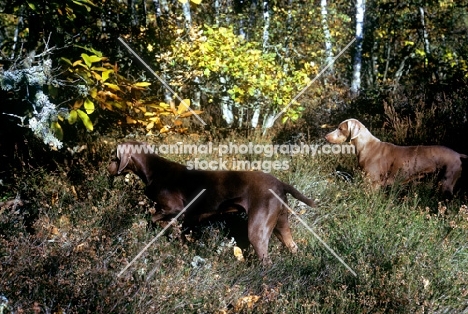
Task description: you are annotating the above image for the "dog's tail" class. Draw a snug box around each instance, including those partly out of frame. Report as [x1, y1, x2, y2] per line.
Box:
[283, 184, 316, 208]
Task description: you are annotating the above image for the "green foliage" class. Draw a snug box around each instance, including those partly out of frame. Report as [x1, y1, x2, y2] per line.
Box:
[60, 49, 203, 136]
[158, 25, 316, 124]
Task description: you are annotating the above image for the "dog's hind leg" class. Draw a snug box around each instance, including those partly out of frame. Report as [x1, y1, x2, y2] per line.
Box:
[440, 161, 463, 197]
[273, 208, 298, 253]
[247, 209, 275, 265]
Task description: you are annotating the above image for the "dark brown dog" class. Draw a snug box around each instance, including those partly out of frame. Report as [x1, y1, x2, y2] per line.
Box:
[108, 141, 316, 263]
[325, 118, 467, 195]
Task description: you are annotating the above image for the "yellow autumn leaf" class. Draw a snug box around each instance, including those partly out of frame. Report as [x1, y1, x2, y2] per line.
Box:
[126, 116, 137, 124]
[160, 125, 171, 133]
[72, 59, 83, 67]
[177, 99, 191, 115]
[133, 82, 152, 87]
[84, 98, 95, 114]
[191, 0, 202, 4]
[91, 71, 102, 81]
[104, 83, 121, 91]
[76, 109, 94, 131]
[179, 109, 203, 118]
[146, 122, 154, 129]
[68, 110, 78, 124]
[101, 69, 113, 82]
[233, 246, 244, 261]
[90, 87, 97, 98]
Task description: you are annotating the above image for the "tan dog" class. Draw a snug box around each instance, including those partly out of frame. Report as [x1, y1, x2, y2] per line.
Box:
[108, 141, 316, 264]
[325, 118, 467, 195]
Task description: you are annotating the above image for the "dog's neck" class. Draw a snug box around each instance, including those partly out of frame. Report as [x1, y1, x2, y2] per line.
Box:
[351, 127, 381, 156]
[139, 154, 186, 186]
[350, 131, 361, 141]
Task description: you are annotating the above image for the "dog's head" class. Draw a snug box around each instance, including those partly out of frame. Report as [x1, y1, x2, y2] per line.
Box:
[107, 141, 143, 176]
[325, 119, 364, 144]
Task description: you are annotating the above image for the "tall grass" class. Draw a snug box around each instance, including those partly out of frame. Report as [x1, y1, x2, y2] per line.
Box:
[0, 135, 467, 313]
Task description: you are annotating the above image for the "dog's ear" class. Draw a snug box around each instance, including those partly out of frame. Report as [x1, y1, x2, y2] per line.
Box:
[347, 119, 362, 140]
[116, 145, 132, 174]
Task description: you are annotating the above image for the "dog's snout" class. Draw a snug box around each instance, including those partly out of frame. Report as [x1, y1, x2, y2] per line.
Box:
[107, 160, 119, 175]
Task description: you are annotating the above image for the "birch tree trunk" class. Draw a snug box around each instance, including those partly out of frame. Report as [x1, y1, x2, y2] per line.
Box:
[251, 0, 271, 128]
[255, 0, 277, 130]
[220, 77, 234, 126]
[321, 0, 334, 69]
[214, 0, 220, 25]
[262, 0, 270, 48]
[418, 6, 435, 81]
[182, 1, 192, 30]
[351, 0, 365, 94]
[419, 7, 431, 56]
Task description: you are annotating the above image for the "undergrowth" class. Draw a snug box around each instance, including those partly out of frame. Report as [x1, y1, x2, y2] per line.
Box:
[0, 133, 467, 313]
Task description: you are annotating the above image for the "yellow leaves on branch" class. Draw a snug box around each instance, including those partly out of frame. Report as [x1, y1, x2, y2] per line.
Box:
[141, 99, 202, 134]
[64, 48, 200, 136]
[168, 25, 316, 121]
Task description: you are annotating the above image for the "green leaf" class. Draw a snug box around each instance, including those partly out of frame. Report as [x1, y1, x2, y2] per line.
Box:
[61, 57, 73, 66]
[27, 2, 36, 10]
[74, 45, 102, 57]
[101, 69, 113, 82]
[77, 109, 94, 131]
[51, 121, 63, 140]
[84, 98, 95, 114]
[68, 110, 78, 124]
[81, 53, 103, 68]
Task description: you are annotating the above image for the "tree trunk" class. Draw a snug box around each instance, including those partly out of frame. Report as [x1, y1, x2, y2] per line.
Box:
[321, 0, 334, 69]
[182, 1, 192, 30]
[262, 0, 270, 48]
[220, 76, 234, 126]
[351, 0, 365, 94]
